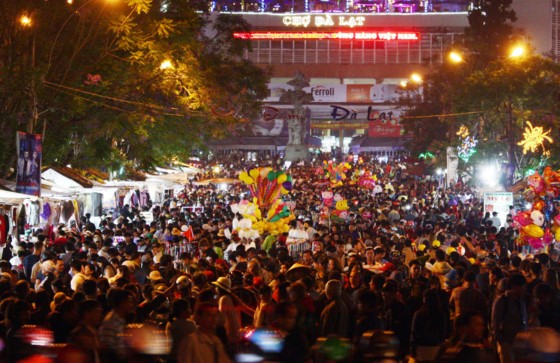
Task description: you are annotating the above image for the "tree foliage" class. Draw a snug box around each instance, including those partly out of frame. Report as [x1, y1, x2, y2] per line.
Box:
[0, 0, 269, 177]
[400, 0, 560, 181]
[465, 0, 518, 64]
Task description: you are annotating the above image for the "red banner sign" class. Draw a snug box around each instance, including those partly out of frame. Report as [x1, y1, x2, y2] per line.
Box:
[233, 31, 420, 41]
[368, 122, 402, 137]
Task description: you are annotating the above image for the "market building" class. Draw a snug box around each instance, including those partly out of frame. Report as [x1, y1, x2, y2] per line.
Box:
[210, 0, 558, 159]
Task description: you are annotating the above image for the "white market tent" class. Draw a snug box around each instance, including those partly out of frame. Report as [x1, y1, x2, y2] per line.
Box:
[0, 190, 39, 205]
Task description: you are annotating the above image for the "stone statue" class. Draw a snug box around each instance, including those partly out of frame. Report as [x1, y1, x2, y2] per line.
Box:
[282, 72, 313, 161]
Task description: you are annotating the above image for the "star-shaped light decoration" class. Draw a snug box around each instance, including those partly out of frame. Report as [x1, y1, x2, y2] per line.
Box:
[517, 121, 553, 154]
[456, 125, 469, 138]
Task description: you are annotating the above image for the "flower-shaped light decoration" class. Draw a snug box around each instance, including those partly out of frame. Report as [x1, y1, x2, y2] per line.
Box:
[518, 121, 553, 154]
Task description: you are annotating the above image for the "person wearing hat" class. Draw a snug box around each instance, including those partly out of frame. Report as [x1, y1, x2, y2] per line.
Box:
[147, 270, 165, 284]
[212, 276, 242, 346]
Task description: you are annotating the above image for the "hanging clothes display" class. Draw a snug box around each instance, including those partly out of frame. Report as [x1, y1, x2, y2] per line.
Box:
[40, 202, 52, 222]
[0, 212, 7, 245]
[17, 204, 26, 235]
[115, 188, 128, 211]
[73, 199, 80, 226]
[90, 193, 102, 216]
[26, 200, 40, 226]
[139, 190, 150, 208]
[51, 202, 61, 226]
[60, 201, 75, 224]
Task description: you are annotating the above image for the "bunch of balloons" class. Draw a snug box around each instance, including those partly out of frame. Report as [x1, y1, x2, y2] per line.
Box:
[238, 168, 295, 235]
[514, 167, 560, 249]
[358, 170, 377, 189]
[320, 160, 352, 187]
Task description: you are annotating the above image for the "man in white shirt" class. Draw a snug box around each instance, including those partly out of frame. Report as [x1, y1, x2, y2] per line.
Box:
[70, 260, 88, 292]
[491, 212, 501, 229]
[223, 233, 241, 261]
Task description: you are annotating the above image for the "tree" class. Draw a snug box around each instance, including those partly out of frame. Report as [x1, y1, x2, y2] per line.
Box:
[400, 0, 560, 185]
[0, 0, 269, 177]
[465, 0, 518, 62]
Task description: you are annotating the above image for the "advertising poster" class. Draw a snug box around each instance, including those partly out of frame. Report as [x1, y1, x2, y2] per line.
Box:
[16, 132, 42, 197]
[265, 83, 399, 103]
[346, 84, 399, 103]
[367, 108, 402, 137]
[483, 192, 513, 227]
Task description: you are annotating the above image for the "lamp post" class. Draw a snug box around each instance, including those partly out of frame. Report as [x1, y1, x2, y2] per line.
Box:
[19, 14, 37, 134]
[504, 44, 526, 187]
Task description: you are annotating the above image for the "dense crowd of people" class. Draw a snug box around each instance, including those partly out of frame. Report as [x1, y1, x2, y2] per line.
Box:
[0, 154, 559, 363]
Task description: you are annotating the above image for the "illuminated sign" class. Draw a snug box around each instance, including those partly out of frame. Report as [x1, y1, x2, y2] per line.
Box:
[233, 31, 420, 41]
[311, 121, 369, 130]
[282, 14, 366, 28]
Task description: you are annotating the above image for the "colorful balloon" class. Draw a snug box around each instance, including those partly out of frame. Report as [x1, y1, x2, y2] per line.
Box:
[532, 199, 545, 211]
[530, 210, 545, 227]
[513, 211, 533, 227]
[277, 174, 287, 184]
[522, 224, 544, 238]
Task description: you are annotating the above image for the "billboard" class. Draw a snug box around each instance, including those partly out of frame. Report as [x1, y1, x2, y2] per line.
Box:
[265, 83, 399, 103]
[483, 192, 513, 228]
[367, 109, 403, 137]
[251, 105, 405, 137]
[16, 132, 42, 197]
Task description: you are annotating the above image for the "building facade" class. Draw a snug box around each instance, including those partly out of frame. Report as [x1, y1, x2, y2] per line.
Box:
[210, 1, 558, 158]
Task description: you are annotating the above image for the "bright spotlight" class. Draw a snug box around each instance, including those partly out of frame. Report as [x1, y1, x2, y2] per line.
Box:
[478, 163, 500, 188]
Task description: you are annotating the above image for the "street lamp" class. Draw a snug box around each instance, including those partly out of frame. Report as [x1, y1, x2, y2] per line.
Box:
[159, 59, 173, 70]
[20, 15, 32, 27]
[410, 73, 423, 84]
[448, 51, 464, 64]
[19, 13, 37, 134]
[509, 44, 526, 59]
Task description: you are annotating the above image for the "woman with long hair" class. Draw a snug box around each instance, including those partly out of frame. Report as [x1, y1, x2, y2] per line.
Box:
[410, 289, 448, 362]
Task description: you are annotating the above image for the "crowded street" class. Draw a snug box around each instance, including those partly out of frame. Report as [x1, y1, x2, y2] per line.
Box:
[0, 154, 559, 363]
[2, 0, 560, 362]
